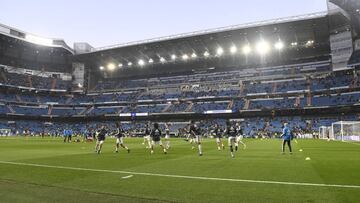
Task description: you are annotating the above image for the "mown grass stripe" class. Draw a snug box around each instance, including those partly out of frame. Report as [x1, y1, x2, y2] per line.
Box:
[0, 160, 359, 189]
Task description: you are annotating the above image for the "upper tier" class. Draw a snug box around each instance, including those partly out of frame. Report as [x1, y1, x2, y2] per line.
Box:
[0, 30, 73, 73]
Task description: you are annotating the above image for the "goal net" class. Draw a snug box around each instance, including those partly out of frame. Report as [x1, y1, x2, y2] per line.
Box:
[0, 129, 11, 136]
[331, 121, 360, 142]
[319, 126, 332, 140]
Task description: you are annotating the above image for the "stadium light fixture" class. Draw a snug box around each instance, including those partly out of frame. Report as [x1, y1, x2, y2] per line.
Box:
[171, 54, 177, 60]
[242, 45, 251, 55]
[256, 40, 270, 55]
[99, 66, 105, 70]
[230, 45, 237, 54]
[128, 62, 133, 66]
[148, 58, 154, 64]
[191, 53, 197, 58]
[138, 59, 145, 66]
[118, 63, 123, 68]
[216, 47, 224, 56]
[291, 42, 298, 46]
[274, 41, 284, 50]
[203, 51, 210, 57]
[107, 63, 116, 71]
[182, 54, 189, 60]
[160, 57, 166, 63]
[306, 40, 314, 46]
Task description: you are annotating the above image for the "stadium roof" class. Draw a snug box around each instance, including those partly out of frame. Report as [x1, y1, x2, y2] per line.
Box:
[0, 22, 73, 53]
[93, 12, 328, 53]
[75, 11, 335, 78]
[329, 0, 360, 36]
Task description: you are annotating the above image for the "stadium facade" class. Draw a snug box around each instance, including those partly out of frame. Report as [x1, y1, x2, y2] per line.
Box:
[0, 0, 360, 136]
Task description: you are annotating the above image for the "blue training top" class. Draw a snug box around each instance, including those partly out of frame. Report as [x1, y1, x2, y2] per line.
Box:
[282, 126, 292, 140]
[63, 129, 73, 136]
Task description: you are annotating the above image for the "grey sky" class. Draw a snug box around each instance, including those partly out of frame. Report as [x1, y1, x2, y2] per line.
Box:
[0, 0, 328, 48]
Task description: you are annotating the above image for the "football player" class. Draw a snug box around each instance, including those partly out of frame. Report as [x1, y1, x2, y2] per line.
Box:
[225, 120, 237, 158]
[150, 123, 167, 154]
[142, 122, 151, 148]
[213, 123, 225, 150]
[235, 122, 246, 150]
[189, 120, 203, 156]
[94, 125, 107, 154]
[164, 123, 171, 149]
[114, 122, 130, 153]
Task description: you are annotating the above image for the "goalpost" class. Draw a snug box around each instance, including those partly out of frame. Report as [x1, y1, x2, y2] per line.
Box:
[0, 129, 11, 136]
[319, 126, 332, 140]
[331, 121, 360, 142]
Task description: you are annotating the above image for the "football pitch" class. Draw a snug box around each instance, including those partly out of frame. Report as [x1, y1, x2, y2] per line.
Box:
[0, 137, 359, 203]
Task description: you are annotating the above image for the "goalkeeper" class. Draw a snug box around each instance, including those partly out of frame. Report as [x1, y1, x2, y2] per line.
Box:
[281, 122, 293, 154]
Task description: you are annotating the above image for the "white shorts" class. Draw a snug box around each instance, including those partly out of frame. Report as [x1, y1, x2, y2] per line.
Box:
[216, 137, 222, 143]
[116, 137, 124, 144]
[165, 135, 170, 139]
[152, 140, 163, 146]
[98, 140, 104, 145]
[236, 135, 243, 142]
[195, 135, 202, 143]
[228, 136, 236, 146]
[144, 135, 150, 140]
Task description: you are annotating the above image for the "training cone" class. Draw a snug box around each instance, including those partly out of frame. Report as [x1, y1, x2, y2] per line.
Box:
[305, 157, 311, 161]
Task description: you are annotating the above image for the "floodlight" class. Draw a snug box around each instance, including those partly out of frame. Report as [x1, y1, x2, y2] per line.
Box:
[138, 59, 145, 66]
[107, 63, 116, 71]
[203, 51, 210, 57]
[242, 45, 251, 55]
[274, 41, 284, 50]
[182, 54, 189, 60]
[306, 40, 314, 46]
[291, 42, 298, 46]
[216, 47, 224, 56]
[128, 62, 133, 66]
[171, 54, 177, 60]
[148, 58, 154, 63]
[99, 66, 104, 70]
[118, 63, 123, 68]
[191, 53, 197, 58]
[230, 45, 237, 54]
[256, 40, 270, 55]
[160, 57, 166, 63]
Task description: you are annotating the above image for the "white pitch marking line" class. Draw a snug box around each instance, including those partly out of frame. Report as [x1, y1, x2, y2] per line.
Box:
[342, 141, 360, 146]
[0, 160, 359, 189]
[122, 175, 133, 179]
[330, 140, 360, 146]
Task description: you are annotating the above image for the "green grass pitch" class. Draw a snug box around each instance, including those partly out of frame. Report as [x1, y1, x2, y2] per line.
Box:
[0, 137, 359, 203]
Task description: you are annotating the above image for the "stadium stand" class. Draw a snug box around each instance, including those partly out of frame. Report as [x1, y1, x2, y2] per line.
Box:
[0, 6, 360, 137]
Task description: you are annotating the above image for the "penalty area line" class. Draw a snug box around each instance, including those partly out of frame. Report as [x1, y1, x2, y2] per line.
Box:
[0, 160, 359, 189]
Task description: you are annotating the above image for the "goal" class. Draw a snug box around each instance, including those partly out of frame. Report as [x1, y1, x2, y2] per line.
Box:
[319, 126, 332, 140]
[331, 121, 360, 142]
[0, 129, 11, 136]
